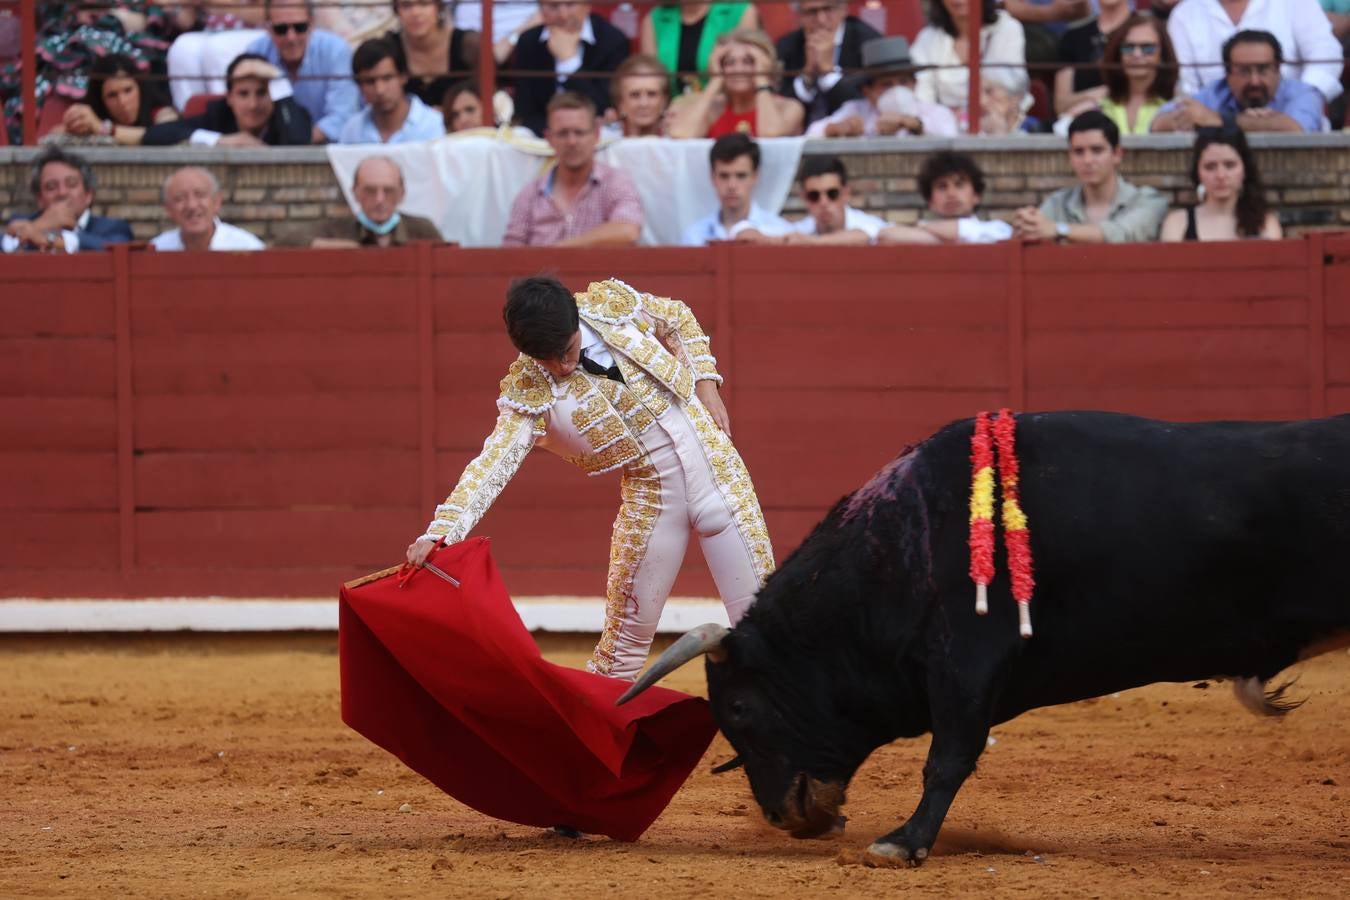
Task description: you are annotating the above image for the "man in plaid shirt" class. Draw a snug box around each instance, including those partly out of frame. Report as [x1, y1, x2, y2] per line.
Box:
[502, 92, 644, 247]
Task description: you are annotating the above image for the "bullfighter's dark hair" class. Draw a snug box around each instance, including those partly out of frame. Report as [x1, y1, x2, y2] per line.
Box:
[29, 146, 97, 198]
[709, 132, 761, 171]
[928, 0, 998, 37]
[799, 155, 848, 186]
[1190, 126, 1268, 238]
[352, 38, 404, 78]
[1222, 29, 1283, 69]
[503, 276, 581, 361]
[917, 151, 985, 203]
[1068, 109, 1121, 149]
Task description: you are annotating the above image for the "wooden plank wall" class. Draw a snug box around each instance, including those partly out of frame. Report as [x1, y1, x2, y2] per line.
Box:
[1, 237, 1345, 599]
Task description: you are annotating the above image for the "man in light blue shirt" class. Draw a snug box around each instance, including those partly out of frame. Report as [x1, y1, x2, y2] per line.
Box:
[339, 38, 446, 145]
[681, 133, 790, 246]
[246, 0, 359, 144]
[1152, 29, 1327, 133]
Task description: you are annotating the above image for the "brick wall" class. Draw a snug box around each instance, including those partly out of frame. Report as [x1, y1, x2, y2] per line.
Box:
[2, 134, 1348, 242]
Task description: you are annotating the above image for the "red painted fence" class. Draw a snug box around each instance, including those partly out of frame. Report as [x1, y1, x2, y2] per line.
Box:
[3, 237, 1349, 599]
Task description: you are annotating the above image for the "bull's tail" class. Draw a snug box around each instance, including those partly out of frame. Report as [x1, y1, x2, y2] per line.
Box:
[1233, 676, 1306, 717]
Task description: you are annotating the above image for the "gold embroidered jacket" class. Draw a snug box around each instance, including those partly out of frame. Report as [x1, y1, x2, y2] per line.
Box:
[421, 279, 723, 544]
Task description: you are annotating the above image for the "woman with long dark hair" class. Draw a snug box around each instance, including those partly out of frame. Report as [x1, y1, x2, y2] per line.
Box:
[911, 0, 1025, 129]
[60, 54, 178, 145]
[1160, 127, 1281, 241]
[1096, 13, 1178, 135]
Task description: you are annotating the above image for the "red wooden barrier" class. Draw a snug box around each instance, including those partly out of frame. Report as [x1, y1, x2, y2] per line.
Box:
[1, 238, 1346, 599]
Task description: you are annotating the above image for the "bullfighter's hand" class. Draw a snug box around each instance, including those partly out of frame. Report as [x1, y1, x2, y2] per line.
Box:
[696, 379, 731, 436]
[406, 537, 438, 567]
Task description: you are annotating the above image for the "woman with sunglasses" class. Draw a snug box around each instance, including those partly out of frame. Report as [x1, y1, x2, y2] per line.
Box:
[384, 0, 480, 107]
[1160, 127, 1281, 242]
[59, 54, 178, 146]
[1095, 13, 1178, 135]
[666, 29, 803, 138]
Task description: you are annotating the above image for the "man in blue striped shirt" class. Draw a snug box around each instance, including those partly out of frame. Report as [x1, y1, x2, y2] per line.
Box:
[247, 0, 361, 144]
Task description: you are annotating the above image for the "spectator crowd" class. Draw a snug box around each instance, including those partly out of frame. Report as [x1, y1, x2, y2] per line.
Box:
[4, 0, 1346, 251]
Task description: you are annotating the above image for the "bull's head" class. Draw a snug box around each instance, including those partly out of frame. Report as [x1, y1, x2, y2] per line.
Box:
[618, 622, 869, 839]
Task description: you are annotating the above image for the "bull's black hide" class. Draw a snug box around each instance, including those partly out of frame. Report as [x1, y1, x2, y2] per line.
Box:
[663, 411, 1350, 864]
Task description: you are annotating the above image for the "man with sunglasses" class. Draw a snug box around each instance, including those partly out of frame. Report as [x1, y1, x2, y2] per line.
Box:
[738, 155, 885, 246]
[246, 0, 359, 144]
[1151, 29, 1326, 133]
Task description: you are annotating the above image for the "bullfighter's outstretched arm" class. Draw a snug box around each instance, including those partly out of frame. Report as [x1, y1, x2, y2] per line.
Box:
[420, 407, 539, 545]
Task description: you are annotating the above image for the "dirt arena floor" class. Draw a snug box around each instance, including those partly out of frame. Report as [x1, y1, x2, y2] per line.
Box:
[1, 632, 1347, 898]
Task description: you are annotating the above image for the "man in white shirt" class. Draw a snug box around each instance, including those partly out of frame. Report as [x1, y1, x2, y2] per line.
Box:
[879, 151, 1014, 245]
[681, 133, 791, 246]
[339, 38, 446, 144]
[150, 167, 266, 252]
[737, 156, 887, 246]
[1168, 0, 1343, 102]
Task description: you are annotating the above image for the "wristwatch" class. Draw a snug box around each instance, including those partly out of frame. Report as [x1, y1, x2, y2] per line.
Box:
[1054, 221, 1070, 242]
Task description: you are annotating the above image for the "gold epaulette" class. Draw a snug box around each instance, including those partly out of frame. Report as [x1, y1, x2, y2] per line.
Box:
[498, 355, 556, 415]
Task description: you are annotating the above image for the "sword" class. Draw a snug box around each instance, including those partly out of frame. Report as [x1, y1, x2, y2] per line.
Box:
[422, 561, 461, 588]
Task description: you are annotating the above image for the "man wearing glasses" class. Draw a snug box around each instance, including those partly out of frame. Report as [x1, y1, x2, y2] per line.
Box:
[1151, 30, 1326, 133]
[247, 0, 359, 144]
[775, 0, 882, 126]
[735, 155, 886, 246]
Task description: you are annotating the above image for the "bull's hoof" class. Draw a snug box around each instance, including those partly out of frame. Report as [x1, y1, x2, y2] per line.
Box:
[863, 840, 928, 868]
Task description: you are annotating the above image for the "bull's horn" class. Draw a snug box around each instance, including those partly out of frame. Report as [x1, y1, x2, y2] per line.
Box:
[710, 755, 744, 774]
[615, 623, 730, 706]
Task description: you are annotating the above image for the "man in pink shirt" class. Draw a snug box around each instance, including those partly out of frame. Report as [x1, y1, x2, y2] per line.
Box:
[502, 92, 645, 247]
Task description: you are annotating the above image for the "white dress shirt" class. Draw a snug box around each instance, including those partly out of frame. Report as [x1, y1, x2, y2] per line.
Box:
[1168, 0, 1344, 101]
[793, 24, 846, 104]
[912, 10, 1027, 115]
[150, 219, 266, 251]
[791, 206, 889, 241]
[578, 320, 616, 369]
[680, 203, 792, 246]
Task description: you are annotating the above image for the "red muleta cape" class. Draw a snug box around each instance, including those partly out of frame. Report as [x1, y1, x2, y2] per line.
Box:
[338, 537, 718, 841]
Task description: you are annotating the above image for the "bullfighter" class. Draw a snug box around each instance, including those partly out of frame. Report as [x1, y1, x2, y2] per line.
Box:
[406, 275, 775, 680]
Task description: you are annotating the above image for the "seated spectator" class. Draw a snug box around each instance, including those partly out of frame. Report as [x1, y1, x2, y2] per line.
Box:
[385, 0, 480, 108]
[1151, 30, 1326, 133]
[737, 156, 887, 246]
[58, 54, 179, 146]
[454, 1, 542, 64]
[807, 36, 959, 138]
[245, 0, 358, 144]
[881, 151, 1015, 245]
[281, 156, 442, 247]
[339, 38, 446, 144]
[1168, 0, 1343, 103]
[681, 133, 790, 245]
[4, 147, 132, 254]
[166, 2, 269, 111]
[1053, 0, 1133, 117]
[1013, 109, 1167, 243]
[1077, 13, 1179, 135]
[502, 92, 644, 247]
[667, 29, 804, 138]
[1005, 1, 1090, 71]
[1160, 126, 1281, 240]
[979, 66, 1041, 134]
[151, 166, 266, 252]
[775, 0, 881, 127]
[511, 1, 630, 138]
[640, 2, 759, 93]
[144, 54, 314, 145]
[912, 0, 1026, 131]
[880, 151, 1013, 245]
[603, 54, 672, 138]
[443, 81, 487, 132]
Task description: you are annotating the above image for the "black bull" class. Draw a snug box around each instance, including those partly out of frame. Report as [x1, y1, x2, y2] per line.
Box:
[619, 411, 1350, 865]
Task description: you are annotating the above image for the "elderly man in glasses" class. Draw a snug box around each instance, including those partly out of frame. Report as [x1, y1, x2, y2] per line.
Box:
[1151, 29, 1327, 133]
[246, 0, 360, 144]
[775, 0, 882, 127]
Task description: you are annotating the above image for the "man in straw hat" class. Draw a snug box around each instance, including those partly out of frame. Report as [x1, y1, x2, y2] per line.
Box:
[805, 35, 958, 138]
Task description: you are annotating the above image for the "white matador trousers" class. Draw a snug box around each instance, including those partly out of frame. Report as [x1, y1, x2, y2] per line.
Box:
[586, 399, 774, 680]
